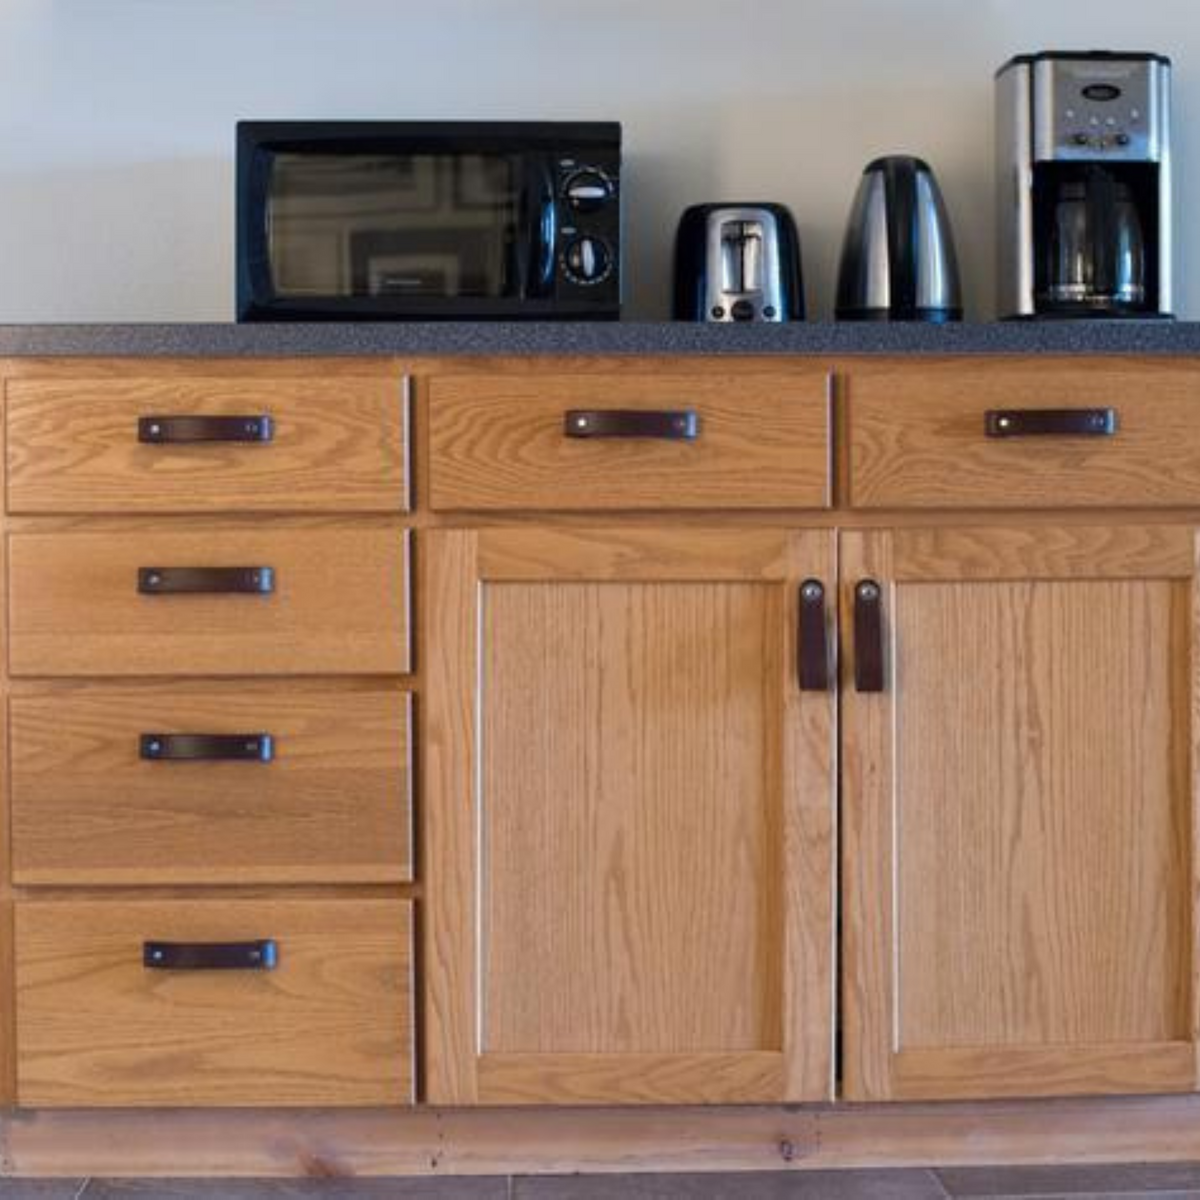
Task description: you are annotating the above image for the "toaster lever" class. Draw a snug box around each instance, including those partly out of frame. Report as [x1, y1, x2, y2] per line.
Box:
[720, 220, 764, 294]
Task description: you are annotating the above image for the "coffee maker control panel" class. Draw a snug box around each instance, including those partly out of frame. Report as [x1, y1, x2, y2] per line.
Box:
[1033, 55, 1168, 162]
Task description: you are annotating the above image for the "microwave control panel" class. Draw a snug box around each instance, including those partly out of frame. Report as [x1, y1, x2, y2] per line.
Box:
[554, 151, 621, 304]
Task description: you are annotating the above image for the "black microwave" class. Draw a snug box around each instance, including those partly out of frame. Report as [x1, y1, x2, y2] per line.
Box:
[236, 120, 622, 321]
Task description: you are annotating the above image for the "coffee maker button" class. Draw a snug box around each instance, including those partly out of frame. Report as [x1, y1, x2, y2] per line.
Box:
[763, 305, 777, 319]
[1072, 133, 1090, 146]
[1115, 132, 1131, 146]
[711, 305, 726, 319]
[730, 299, 756, 321]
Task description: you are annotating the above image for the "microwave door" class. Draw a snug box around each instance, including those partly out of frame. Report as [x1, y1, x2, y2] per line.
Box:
[517, 156, 557, 299]
[348, 153, 521, 301]
[264, 150, 524, 305]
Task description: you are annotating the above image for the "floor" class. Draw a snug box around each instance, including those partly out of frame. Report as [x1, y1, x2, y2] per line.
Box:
[5, 1166, 1200, 1198]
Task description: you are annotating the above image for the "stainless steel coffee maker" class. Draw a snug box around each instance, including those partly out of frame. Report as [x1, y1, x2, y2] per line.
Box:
[995, 51, 1172, 319]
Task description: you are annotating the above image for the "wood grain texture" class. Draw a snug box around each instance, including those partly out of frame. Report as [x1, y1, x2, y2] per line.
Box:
[424, 526, 835, 1105]
[893, 1043, 1196, 1101]
[481, 578, 784, 1055]
[422, 530, 481, 1105]
[7, 526, 410, 676]
[891, 524, 1194, 581]
[838, 530, 895, 1103]
[20, 1096, 1200, 1175]
[10, 690, 412, 885]
[6, 374, 409, 514]
[841, 526, 1198, 1102]
[477, 526, 810, 581]
[14, 898, 414, 1107]
[848, 360, 1200, 509]
[476, 1053, 785, 1105]
[428, 371, 831, 511]
[0, 379, 14, 1108]
[894, 577, 1188, 1050]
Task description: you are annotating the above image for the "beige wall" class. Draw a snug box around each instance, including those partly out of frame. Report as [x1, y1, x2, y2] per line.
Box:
[0, 0, 1192, 320]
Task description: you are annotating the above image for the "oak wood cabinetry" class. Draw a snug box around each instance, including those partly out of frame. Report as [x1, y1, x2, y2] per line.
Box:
[841, 524, 1199, 1101]
[0, 352, 1199, 1169]
[15, 897, 414, 1107]
[6, 374, 409, 513]
[428, 370, 831, 510]
[424, 526, 835, 1104]
[422, 358, 1200, 1108]
[2, 361, 416, 1110]
[7, 525, 411, 677]
[848, 359, 1200, 508]
[10, 689, 413, 886]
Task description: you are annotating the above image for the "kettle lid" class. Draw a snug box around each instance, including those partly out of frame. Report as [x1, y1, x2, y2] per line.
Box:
[863, 154, 932, 174]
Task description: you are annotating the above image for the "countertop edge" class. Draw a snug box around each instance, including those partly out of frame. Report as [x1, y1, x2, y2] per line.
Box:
[0, 321, 1198, 357]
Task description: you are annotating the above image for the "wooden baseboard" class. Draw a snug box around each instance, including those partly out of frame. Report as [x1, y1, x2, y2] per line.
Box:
[6, 1096, 1200, 1177]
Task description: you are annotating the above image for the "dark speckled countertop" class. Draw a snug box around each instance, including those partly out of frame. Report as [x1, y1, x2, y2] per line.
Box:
[1, 320, 1199, 357]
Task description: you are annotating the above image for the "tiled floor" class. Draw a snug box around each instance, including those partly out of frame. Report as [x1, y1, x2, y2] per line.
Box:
[4, 1167, 1200, 1198]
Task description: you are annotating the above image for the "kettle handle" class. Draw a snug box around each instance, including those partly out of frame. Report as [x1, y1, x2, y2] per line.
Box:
[884, 157, 919, 314]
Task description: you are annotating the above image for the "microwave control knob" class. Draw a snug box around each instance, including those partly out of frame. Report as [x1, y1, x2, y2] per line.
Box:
[563, 236, 612, 284]
[564, 169, 613, 212]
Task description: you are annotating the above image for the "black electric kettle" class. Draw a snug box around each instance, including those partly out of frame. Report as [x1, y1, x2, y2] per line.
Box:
[835, 156, 962, 321]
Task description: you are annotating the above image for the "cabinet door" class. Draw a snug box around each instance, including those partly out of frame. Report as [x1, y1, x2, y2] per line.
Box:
[842, 525, 1200, 1101]
[425, 528, 835, 1104]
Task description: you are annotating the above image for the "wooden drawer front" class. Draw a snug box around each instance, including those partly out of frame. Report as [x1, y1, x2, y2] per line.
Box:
[429, 371, 830, 510]
[849, 361, 1200, 509]
[11, 690, 412, 886]
[8, 526, 409, 677]
[15, 898, 414, 1107]
[7, 373, 408, 514]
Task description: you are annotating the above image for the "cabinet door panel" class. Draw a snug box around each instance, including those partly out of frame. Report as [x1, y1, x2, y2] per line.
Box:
[842, 525, 1199, 1101]
[425, 528, 836, 1104]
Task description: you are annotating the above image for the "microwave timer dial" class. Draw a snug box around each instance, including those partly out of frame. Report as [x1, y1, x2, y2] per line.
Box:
[563, 168, 615, 212]
[563, 235, 613, 285]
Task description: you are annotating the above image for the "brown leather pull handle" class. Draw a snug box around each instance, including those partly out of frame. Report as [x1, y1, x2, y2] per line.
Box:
[137, 567, 275, 595]
[854, 579, 884, 693]
[143, 940, 277, 971]
[985, 408, 1117, 438]
[138, 415, 273, 444]
[563, 410, 699, 440]
[798, 579, 830, 691]
[140, 733, 274, 762]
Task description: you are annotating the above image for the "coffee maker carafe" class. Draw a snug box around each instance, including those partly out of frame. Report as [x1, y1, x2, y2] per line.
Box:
[996, 51, 1171, 319]
[1043, 167, 1145, 311]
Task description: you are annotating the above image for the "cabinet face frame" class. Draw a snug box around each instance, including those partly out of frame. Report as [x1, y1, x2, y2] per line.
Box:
[423, 527, 837, 1105]
[840, 524, 1200, 1102]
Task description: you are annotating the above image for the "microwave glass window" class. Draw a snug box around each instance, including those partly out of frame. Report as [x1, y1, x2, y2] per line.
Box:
[267, 153, 519, 298]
